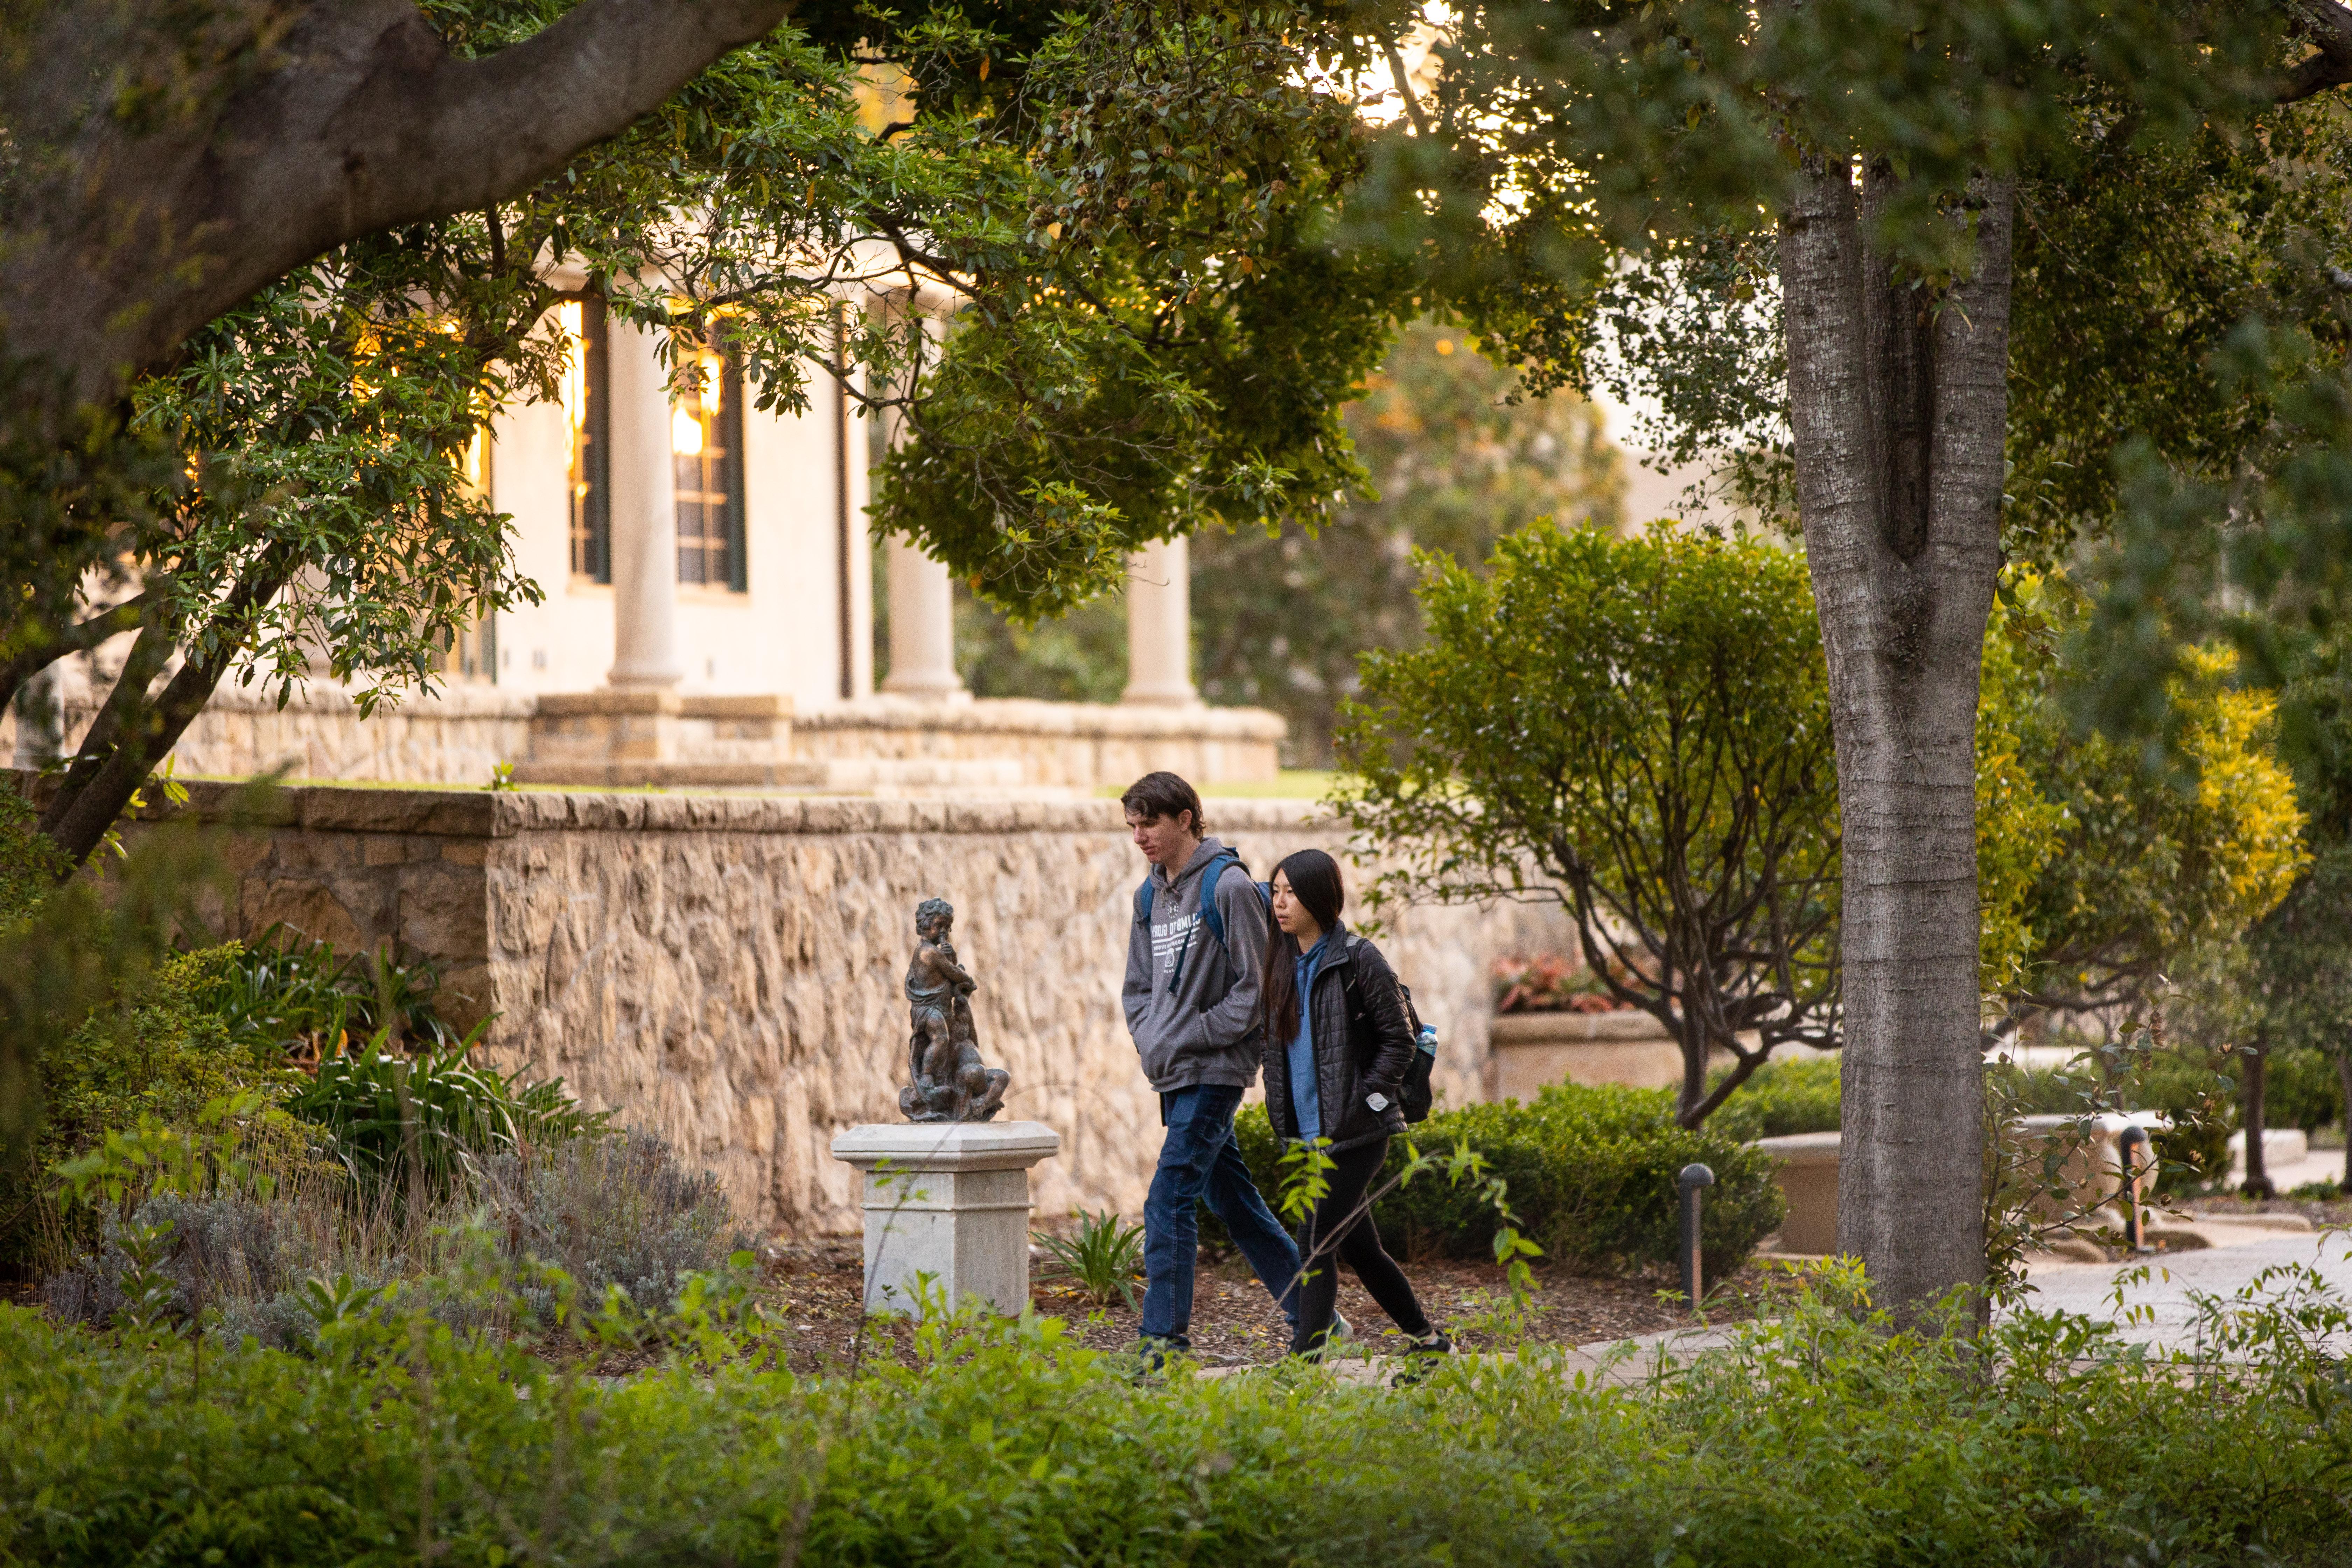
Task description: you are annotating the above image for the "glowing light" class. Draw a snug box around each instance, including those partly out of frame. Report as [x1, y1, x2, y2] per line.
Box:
[559, 301, 587, 475]
[672, 406, 705, 455]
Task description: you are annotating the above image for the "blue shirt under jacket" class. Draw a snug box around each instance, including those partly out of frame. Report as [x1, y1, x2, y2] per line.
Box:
[1286, 931, 1332, 1142]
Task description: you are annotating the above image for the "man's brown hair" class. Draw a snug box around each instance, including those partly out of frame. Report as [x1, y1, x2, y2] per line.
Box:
[1120, 771, 1208, 836]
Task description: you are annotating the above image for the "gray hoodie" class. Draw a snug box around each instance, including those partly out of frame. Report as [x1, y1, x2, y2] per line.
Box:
[1121, 836, 1270, 1093]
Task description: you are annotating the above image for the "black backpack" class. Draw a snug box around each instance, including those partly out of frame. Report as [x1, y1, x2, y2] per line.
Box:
[1343, 955, 1438, 1125]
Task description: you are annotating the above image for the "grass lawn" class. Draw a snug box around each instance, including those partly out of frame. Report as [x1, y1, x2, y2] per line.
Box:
[1099, 770, 1344, 801]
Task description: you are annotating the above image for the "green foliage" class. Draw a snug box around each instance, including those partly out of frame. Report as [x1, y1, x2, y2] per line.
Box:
[950, 319, 1624, 764]
[1229, 1087, 1784, 1282]
[2264, 1048, 2346, 1136]
[1032, 1208, 1146, 1310]
[1980, 573, 2309, 1013]
[1992, 1038, 2237, 1206]
[188, 923, 467, 1057]
[1188, 321, 1623, 765]
[953, 584, 1128, 705]
[0, 944, 283, 1272]
[283, 1045, 607, 1203]
[0, 791, 223, 1164]
[1706, 1056, 1844, 1141]
[0, 789, 65, 927]
[1337, 525, 1839, 1126]
[8, 1259, 2352, 1564]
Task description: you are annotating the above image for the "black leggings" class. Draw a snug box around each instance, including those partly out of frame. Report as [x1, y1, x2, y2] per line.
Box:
[1291, 1136, 1433, 1354]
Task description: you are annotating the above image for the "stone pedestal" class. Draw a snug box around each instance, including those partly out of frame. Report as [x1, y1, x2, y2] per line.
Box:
[516, 691, 808, 786]
[830, 1120, 1060, 1316]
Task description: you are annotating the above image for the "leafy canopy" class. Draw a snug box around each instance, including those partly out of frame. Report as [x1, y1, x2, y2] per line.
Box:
[15, 0, 1426, 864]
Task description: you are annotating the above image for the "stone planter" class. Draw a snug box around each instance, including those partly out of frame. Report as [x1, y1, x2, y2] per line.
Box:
[2228, 1127, 2309, 1183]
[1756, 1111, 2170, 1259]
[1488, 1010, 1720, 1099]
[1754, 1132, 1841, 1255]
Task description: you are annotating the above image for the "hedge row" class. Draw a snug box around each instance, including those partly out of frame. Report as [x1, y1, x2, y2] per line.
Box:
[1223, 1082, 1785, 1279]
[4, 1276, 2349, 1566]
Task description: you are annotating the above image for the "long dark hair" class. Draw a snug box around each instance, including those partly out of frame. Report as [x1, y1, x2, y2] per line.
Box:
[1260, 849, 1345, 1043]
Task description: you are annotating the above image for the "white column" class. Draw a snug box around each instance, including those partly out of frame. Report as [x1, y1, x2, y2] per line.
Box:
[840, 372, 877, 699]
[605, 320, 684, 689]
[876, 399, 965, 701]
[1122, 534, 1198, 706]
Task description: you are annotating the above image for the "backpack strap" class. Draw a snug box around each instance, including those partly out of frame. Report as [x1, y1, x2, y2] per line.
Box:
[1140, 851, 1272, 987]
[1196, 849, 1241, 948]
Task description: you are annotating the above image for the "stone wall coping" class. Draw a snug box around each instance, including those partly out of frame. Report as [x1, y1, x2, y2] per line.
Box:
[199, 679, 538, 720]
[135, 777, 1346, 840]
[1753, 1131, 1842, 1164]
[793, 695, 1286, 741]
[832, 1120, 1062, 1172]
[536, 690, 681, 716]
[681, 693, 793, 719]
[1490, 1010, 1672, 1044]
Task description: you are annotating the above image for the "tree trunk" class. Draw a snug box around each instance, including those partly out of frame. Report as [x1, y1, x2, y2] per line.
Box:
[2241, 1046, 2274, 1199]
[1779, 163, 2015, 1314]
[36, 565, 294, 871]
[2339, 1052, 2352, 1191]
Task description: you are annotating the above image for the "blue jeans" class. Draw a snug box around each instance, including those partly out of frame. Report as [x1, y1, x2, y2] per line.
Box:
[1140, 1084, 1303, 1349]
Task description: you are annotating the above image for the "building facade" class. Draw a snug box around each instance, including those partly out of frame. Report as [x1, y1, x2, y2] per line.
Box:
[7, 300, 1274, 794]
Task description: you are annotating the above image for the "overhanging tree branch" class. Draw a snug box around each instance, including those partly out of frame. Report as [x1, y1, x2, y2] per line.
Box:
[1, 0, 795, 428]
[0, 594, 149, 715]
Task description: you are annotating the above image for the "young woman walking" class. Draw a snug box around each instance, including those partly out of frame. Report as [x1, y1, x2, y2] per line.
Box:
[1259, 848, 1450, 1367]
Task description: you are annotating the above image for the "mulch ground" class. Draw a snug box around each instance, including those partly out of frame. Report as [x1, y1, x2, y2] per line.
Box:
[753, 1233, 1790, 1377]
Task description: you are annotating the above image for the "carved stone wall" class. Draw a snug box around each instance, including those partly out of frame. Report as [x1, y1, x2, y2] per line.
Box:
[155, 784, 1569, 1234]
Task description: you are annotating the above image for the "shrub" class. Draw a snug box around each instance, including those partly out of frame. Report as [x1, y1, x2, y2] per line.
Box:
[42, 1123, 738, 1344]
[4, 1268, 2352, 1566]
[1033, 1209, 1146, 1309]
[1706, 1054, 1843, 1139]
[42, 1187, 338, 1350]
[474, 1129, 748, 1321]
[189, 922, 469, 1058]
[0, 945, 288, 1273]
[1339, 526, 1840, 1128]
[1227, 1084, 1784, 1280]
[283, 1046, 608, 1202]
[2264, 1046, 2344, 1135]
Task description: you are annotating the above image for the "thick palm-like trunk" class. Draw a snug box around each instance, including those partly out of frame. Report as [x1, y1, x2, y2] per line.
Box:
[1779, 164, 2014, 1312]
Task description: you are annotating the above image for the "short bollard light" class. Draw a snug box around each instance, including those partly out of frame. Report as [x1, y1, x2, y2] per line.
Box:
[2117, 1125, 2153, 1252]
[1677, 1162, 1716, 1310]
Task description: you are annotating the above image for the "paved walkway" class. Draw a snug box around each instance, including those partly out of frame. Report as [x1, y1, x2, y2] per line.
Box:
[2014, 1223, 2352, 1356]
[1202, 1217, 2352, 1385]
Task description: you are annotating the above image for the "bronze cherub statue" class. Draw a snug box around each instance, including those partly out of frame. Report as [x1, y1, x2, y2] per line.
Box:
[899, 897, 1010, 1122]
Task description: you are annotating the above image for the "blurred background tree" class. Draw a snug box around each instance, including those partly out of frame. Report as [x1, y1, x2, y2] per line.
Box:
[948, 320, 1625, 761]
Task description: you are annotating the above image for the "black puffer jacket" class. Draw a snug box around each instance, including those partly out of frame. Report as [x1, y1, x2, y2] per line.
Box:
[1262, 923, 1415, 1153]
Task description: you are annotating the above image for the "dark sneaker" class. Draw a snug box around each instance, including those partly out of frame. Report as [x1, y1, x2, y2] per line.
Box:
[1391, 1331, 1452, 1388]
[1132, 1335, 1185, 1381]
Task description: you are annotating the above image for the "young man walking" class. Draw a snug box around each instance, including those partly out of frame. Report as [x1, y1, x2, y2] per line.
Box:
[1120, 770, 1304, 1358]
